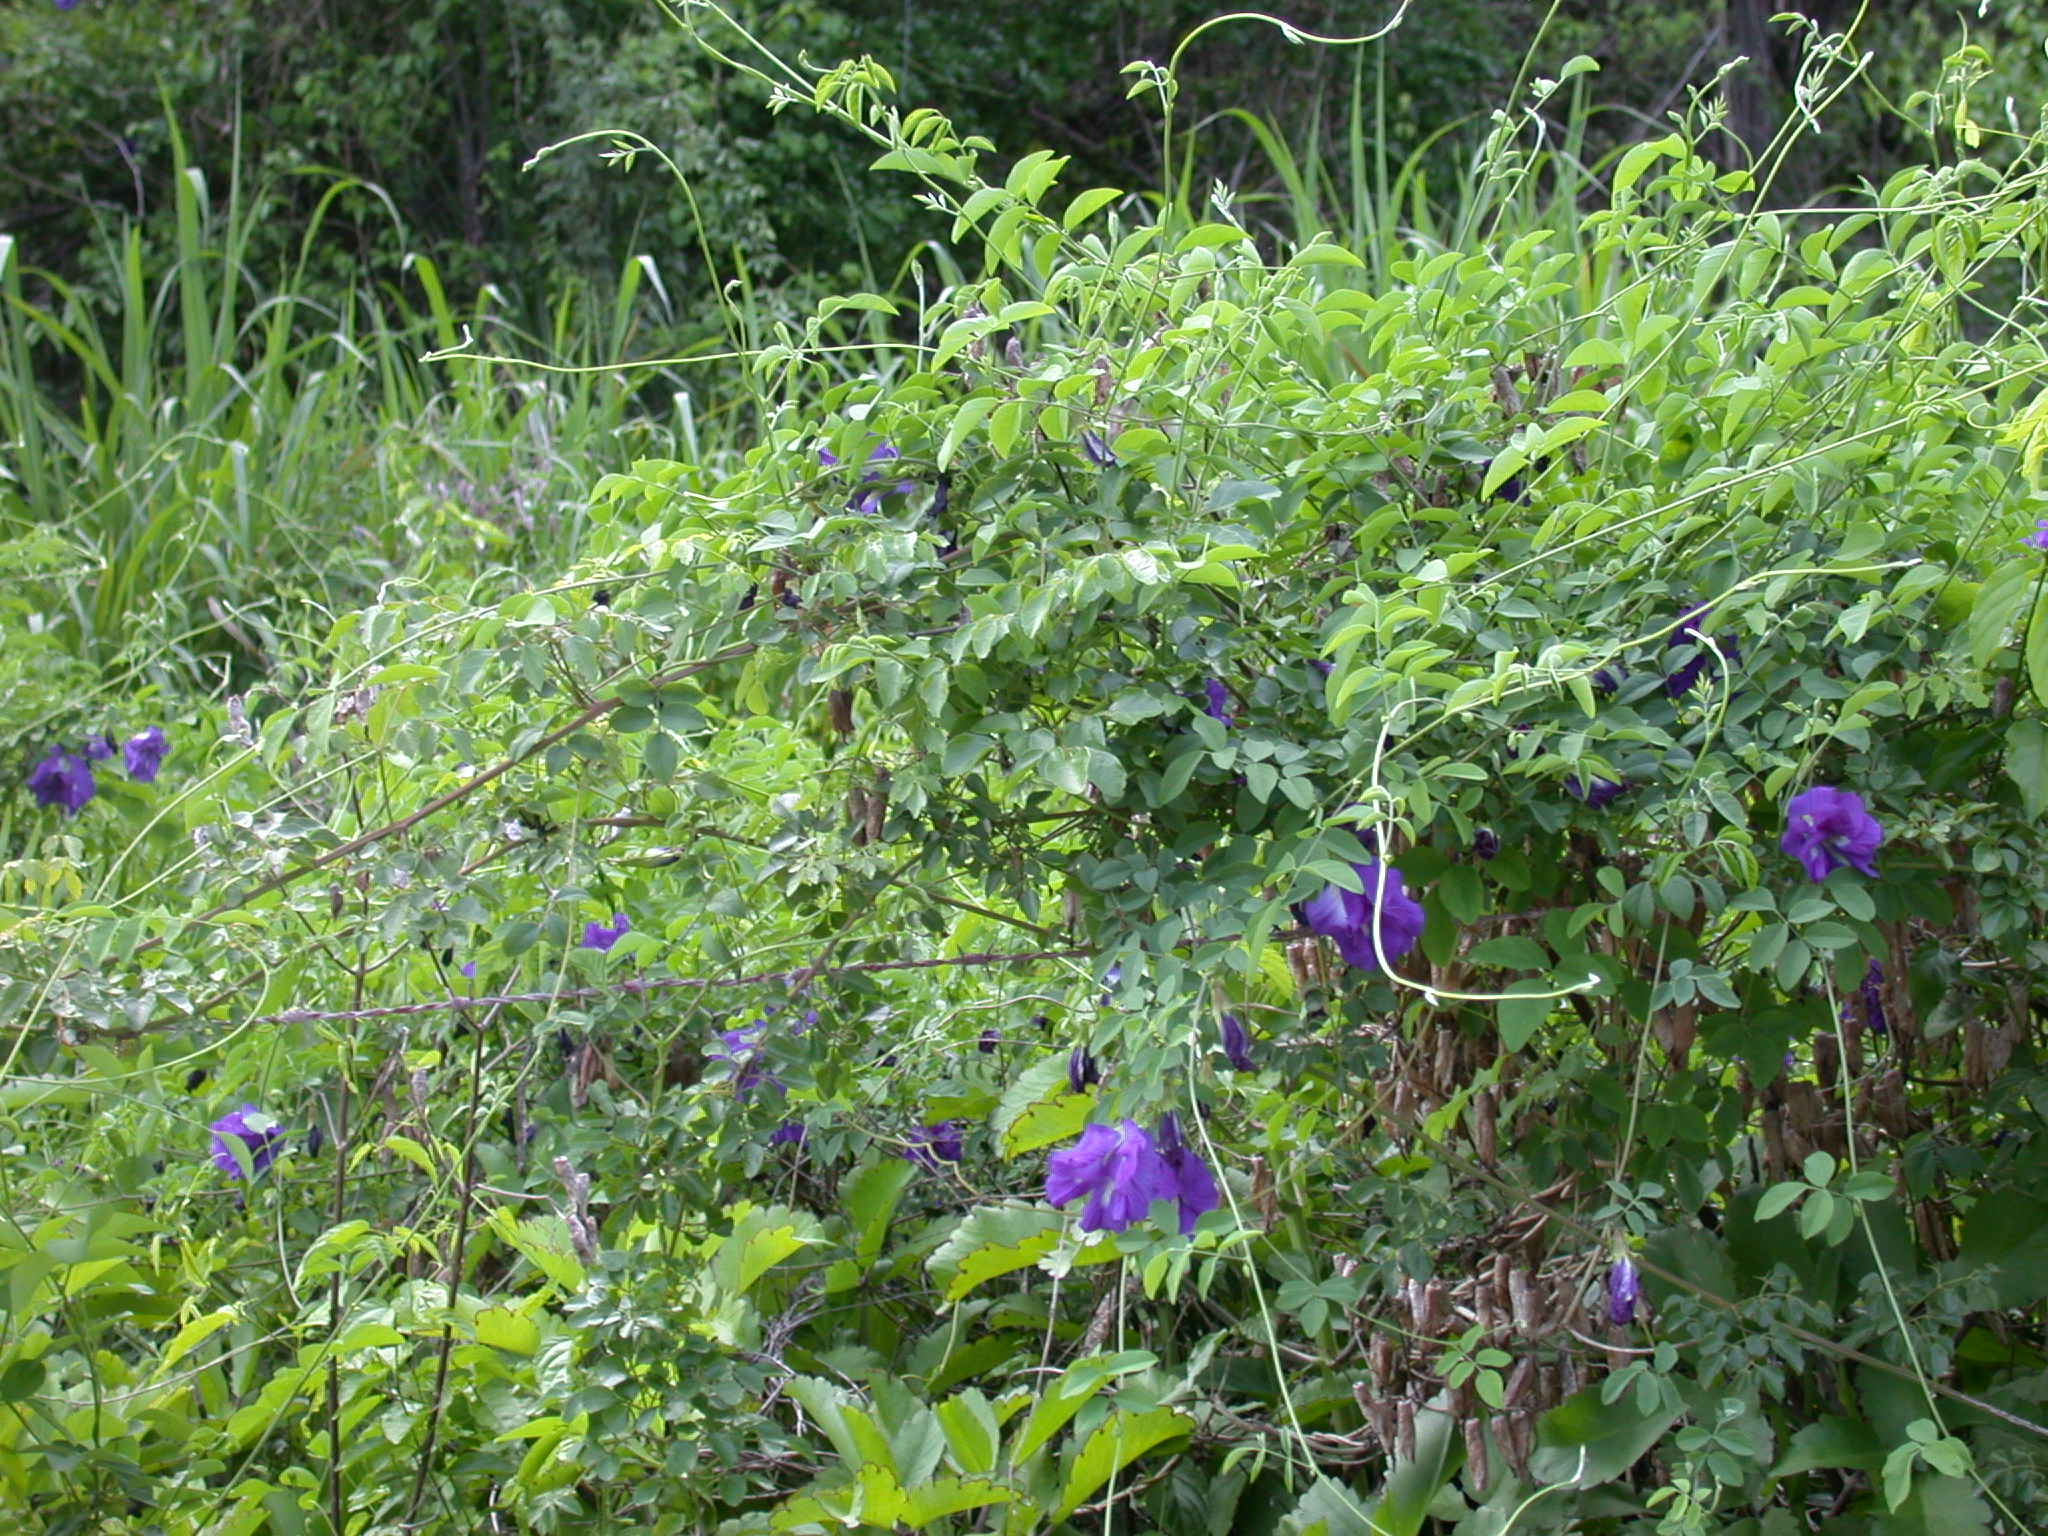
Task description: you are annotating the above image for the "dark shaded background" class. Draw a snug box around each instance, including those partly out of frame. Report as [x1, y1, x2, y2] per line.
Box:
[2, 1, 2042, 324]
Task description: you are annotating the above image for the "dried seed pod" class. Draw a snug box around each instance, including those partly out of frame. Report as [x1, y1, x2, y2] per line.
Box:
[1093, 357, 1114, 406]
[1423, 1280, 1450, 1337]
[1814, 1031, 1840, 1087]
[1350, 1380, 1379, 1441]
[1474, 1276, 1496, 1339]
[1492, 1253, 1513, 1324]
[1869, 1068, 1917, 1139]
[826, 688, 854, 738]
[1364, 1398, 1397, 1451]
[1558, 1354, 1580, 1397]
[1062, 887, 1081, 931]
[1490, 363, 1523, 418]
[863, 788, 886, 846]
[1286, 939, 1315, 994]
[1432, 1025, 1459, 1094]
[1397, 1399, 1417, 1463]
[1503, 1355, 1535, 1408]
[1472, 1087, 1498, 1166]
[1406, 1278, 1429, 1335]
[1499, 1414, 1531, 1481]
[1369, 1331, 1398, 1394]
[1464, 1418, 1490, 1494]
[1250, 1157, 1278, 1230]
[1653, 1004, 1695, 1069]
[1509, 1268, 1537, 1332]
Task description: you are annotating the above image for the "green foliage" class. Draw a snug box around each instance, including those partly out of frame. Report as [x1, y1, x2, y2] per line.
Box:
[4, 10, 2048, 1536]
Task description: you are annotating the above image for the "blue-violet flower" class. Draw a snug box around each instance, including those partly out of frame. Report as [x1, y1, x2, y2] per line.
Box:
[1781, 786, 1882, 881]
[906, 1121, 964, 1170]
[1045, 1120, 1174, 1234]
[1606, 1256, 1640, 1325]
[28, 748, 95, 814]
[124, 725, 168, 783]
[1300, 860, 1425, 972]
[209, 1105, 283, 1179]
[582, 912, 630, 951]
[1219, 1013, 1254, 1072]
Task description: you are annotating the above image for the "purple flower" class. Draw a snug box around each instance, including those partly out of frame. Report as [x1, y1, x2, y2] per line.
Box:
[1201, 678, 1233, 727]
[1046, 1120, 1175, 1234]
[823, 442, 913, 514]
[2024, 519, 2048, 553]
[1565, 775, 1628, 809]
[208, 1105, 283, 1179]
[123, 725, 167, 783]
[1666, 605, 1739, 698]
[769, 1121, 807, 1148]
[85, 736, 115, 761]
[1854, 959, 1887, 1036]
[906, 1121, 964, 1170]
[1154, 1113, 1220, 1234]
[581, 912, 630, 951]
[1606, 1257, 1640, 1326]
[1080, 430, 1118, 468]
[1300, 860, 1425, 973]
[1068, 1047, 1100, 1095]
[27, 749, 95, 814]
[978, 1028, 1002, 1054]
[1218, 1014, 1254, 1072]
[1781, 786, 1883, 881]
[1471, 828, 1500, 861]
[710, 1021, 781, 1099]
[1591, 667, 1624, 695]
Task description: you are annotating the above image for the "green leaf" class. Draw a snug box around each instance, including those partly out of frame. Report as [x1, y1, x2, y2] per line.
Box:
[1057, 1407, 1191, 1517]
[0, 1359, 46, 1403]
[1062, 186, 1123, 230]
[712, 1205, 822, 1295]
[900, 1476, 1015, 1529]
[474, 1304, 541, 1355]
[926, 1206, 1067, 1301]
[2005, 719, 2048, 820]
[1771, 1415, 1884, 1476]
[933, 1390, 1001, 1475]
[841, 1158, 917, 1270]
[1437, 865, 1486, 925]
[1496, 980, 1555, 1051]
[1529, 1383, 1680, 1488]
[993, 1054, 1093, 1156]
[1361, 1401, 1460, 1536]
[1755, 1183, 1806, 1221]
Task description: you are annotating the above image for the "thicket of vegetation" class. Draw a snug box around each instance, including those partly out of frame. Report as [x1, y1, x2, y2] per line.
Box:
[4, 3, 2048, 1535]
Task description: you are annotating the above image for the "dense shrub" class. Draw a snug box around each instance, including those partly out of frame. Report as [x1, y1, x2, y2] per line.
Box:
[3, 11, 2048, 1536]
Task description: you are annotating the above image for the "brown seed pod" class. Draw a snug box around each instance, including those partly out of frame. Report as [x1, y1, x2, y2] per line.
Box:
[1422, 1280, 1450, 1338]
[1432, 1024, 1459, 1094]
[1499, 1414, 1531, 1481]
[863, 788, 886, 846]
[1509, 1268, 1537, 1332]
[1369, 1330, 1398, 1394]
[1406, 1278, 1429, 1335]
[1653, 1004, 1695, 1069]
[1250, 1157, 1279, 1230]
[1396, 1400, 1417, 1463]
[1472, 1087, 1498, 1166]
[1503, 1355, 1535, 1408]
[826, 688, 854, 738]
[1464, 1418, 1490, 1494]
